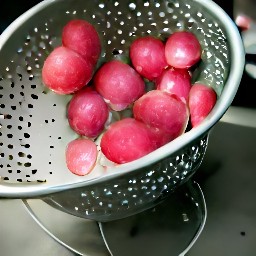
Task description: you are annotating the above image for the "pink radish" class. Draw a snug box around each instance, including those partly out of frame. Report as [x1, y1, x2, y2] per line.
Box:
[100, 118, 156, 164]
[133, 90, 189, 144]
[146, 126, 177, 149]
[62, 19, 101, 65]
[156, 68, 191, 103]
[165, 31, 201, 69]
[66, 138, 97, 176]
[67, 88, 109, 138]
[94, 60, 145, 111]
[42, 46, 93, 94]
[130, 36, 168, 81]
[188, 83, 217, 127]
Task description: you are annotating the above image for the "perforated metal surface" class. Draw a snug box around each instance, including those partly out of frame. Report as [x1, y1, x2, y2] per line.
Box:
[44, 135, 207, 221]
[0, 0, 244, 219]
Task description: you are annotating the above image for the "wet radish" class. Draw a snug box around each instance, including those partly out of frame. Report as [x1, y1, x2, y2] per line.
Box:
[66, 138, 97, 176]
[130, 36, 168, 81]
[156, 68, 191, 103]
[133, 90, 189, 143]
[68, 88, 109, 138]
[42, 46, 93, 94]
[94, 60, 145, 111]
[100, 118, 156, 164]
[165, 31, 201, 69]
[188, 83, 217, 127]
[147, 126, 177, 148]
[62, 19, 101, 65]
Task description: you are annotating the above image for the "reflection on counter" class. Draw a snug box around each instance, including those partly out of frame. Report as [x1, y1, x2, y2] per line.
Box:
[189, 119, 256, 256]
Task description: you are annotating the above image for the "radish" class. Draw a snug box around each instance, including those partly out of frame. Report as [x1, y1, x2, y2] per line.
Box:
[188, 83, 217, 127]
[146, 126, 177, 149]
[41, 18, 221, 169]
[130, 36, 167, 81]
[67, 88, 109, 138]
[42, 46, 93, 94]
[66, 138, 97, 176]
[156, 68, 191, 103]
[62, 19, 101, 66]
[165, 31, 201, 69]
[133, 90, 189, 145]
[94, 60, 145, 111]
[100, 118, 156, 164]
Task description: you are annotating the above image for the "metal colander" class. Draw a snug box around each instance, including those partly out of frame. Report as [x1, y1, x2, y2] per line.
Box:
[0, 0, 244, 221]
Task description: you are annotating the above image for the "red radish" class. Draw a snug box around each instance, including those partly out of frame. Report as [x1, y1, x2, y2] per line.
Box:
[68, 88, 109, 138]
[62, 19, 101, 65]
[42, 46, 93, 94]
[66, 138, 97, 176]
[100, 118, 156, 164]
[133, 90, 189, 143]
[147, 126, 177, 148]
[130, 36, 168, 81]
[165, 31, 201, 69]
[156, 68, 191, 103]
[188, 83, 217, 127]
[94, 60, 145, 111]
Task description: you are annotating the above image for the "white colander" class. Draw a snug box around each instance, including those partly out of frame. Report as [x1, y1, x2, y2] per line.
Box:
[0, 0, 244, 221]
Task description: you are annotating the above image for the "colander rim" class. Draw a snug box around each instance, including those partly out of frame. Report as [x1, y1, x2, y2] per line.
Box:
[0, 0, 245, 197]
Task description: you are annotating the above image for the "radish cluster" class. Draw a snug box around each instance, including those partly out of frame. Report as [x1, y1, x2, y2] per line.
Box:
[42, 19, 217, 176]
